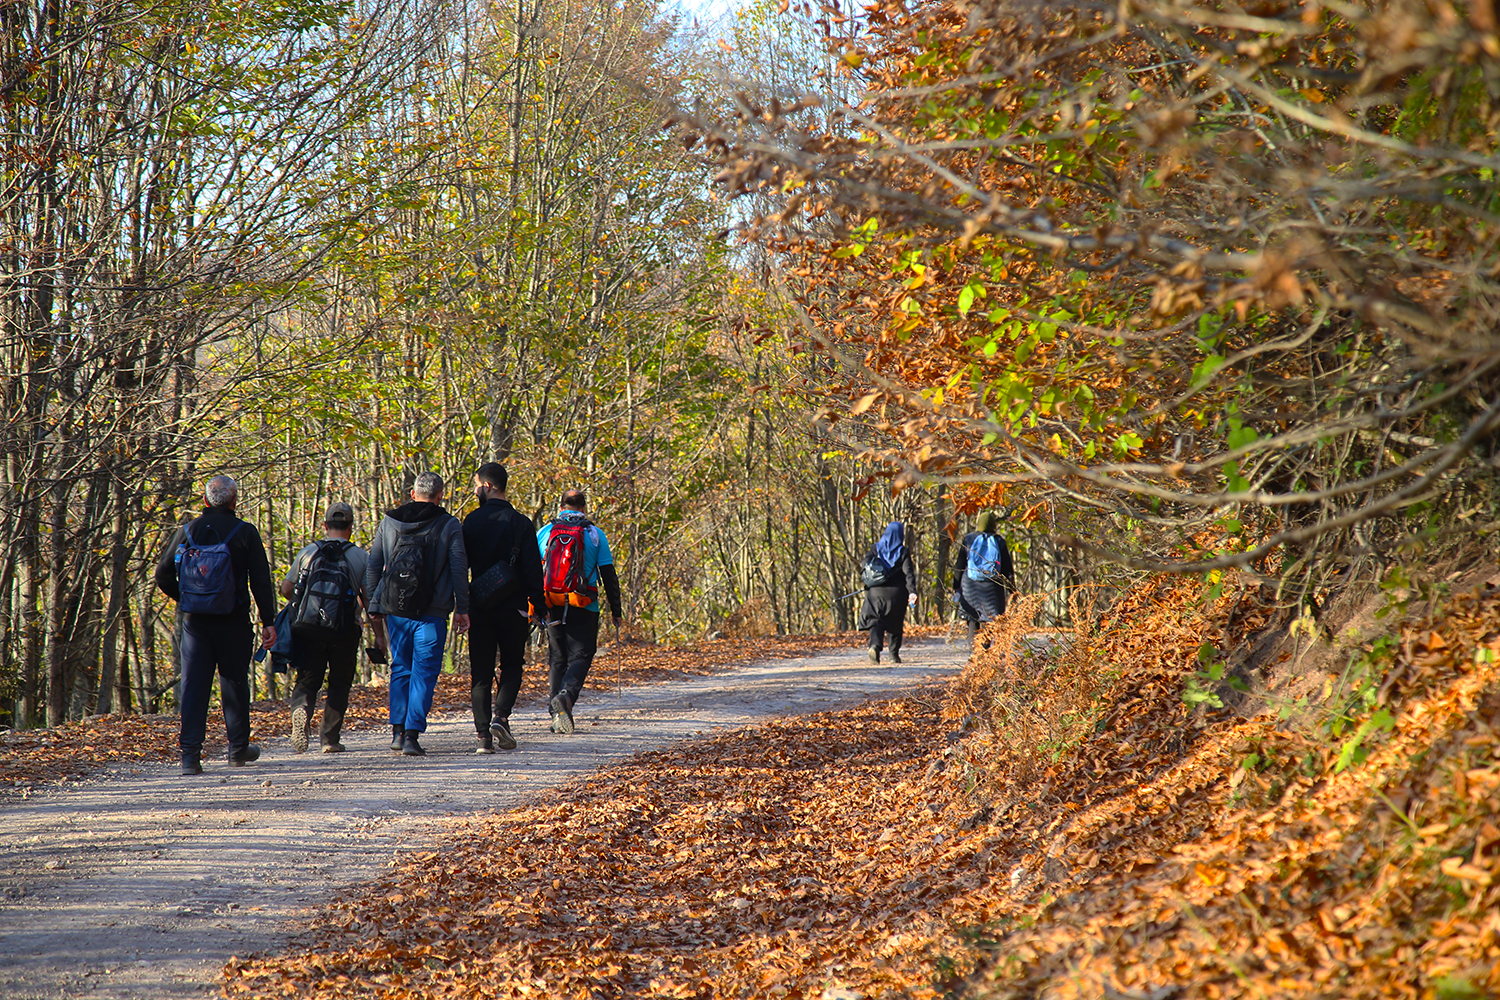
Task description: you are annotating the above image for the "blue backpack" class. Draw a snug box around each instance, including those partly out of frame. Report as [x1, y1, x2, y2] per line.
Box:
[175, 522, 243, 614]
[965, 534, 1005, 582]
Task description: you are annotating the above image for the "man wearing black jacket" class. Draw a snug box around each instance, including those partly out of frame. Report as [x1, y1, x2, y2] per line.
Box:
[154, 475, 278, 775]
[462, 463, 546, 753]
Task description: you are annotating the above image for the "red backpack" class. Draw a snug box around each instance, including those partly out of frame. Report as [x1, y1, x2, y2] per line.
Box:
[542, 518, 599, 608]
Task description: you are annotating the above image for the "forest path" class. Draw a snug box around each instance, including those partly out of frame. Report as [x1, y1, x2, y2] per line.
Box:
[0, 637, 966, 1000]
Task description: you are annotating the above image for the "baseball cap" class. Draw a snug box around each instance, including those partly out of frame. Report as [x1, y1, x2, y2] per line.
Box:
[325, 502, 354, 526]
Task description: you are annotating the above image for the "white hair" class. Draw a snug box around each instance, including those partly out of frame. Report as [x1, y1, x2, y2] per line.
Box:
[204, 475, 238, 508]
[413, 471, 444, 500]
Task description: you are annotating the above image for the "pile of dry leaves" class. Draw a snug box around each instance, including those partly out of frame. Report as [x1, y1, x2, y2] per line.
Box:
[225, 573, 1500, 1000]
[0, 631, 866, 796]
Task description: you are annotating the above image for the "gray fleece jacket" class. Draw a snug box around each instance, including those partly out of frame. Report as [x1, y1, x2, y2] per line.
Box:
[366, 501, 470, 619]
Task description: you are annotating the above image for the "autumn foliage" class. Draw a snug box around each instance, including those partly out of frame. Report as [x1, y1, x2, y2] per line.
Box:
[683, 0, 1500, 597]
[217, 565, 1500, 999]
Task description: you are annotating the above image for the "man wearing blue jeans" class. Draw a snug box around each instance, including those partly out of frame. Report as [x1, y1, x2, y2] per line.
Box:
[366, 471, 470, 756]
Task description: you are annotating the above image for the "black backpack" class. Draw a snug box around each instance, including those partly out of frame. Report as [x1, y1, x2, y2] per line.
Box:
[383, 518, 442, 617]
[861, 552, 893, 588]
[291, 540, 357, 640]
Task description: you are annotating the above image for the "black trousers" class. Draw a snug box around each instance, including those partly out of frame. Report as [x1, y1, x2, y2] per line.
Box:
[868, 623, 904, 654]
[290, 632, 360, 744]
[179, 615, 253, 757]
[546, 607, 599, 704]
[469, 611, 529, 731]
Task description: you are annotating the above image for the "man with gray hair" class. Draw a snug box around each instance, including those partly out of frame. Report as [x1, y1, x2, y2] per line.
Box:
[366, 471, 470, 756]
[155, 475, 277, 775]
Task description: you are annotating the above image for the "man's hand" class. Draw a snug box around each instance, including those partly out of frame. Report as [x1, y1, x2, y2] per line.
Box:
[453, 613, 471, 635]
[369, 615, 389, 653]
[612, 616, 622, 644]
[260, 625, 277, 650]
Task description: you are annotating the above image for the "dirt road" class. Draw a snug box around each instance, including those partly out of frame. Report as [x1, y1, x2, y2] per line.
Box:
[0, 638, 966, 1000]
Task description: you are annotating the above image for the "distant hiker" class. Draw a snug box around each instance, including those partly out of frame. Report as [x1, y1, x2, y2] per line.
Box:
[366, 471, 470, 757]
[154, 475, 277, 775]
[860, 521, 917, 664]
[279, 502, 369, 754]
[953, 511, 1015, 645]
[462, 463, 546, 753]
[535, 489, 623, 734]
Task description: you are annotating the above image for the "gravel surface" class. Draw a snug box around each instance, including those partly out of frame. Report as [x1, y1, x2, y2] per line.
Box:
[0, 637, 966, 1000]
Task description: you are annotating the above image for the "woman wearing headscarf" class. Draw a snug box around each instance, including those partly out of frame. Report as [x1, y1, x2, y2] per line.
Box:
[859, 521, 916, 664]
[953, 511, 1015, 645]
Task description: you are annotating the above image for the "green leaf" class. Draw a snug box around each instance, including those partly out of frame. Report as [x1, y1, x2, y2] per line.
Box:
[957, 279, 985, 317]
[1111, 431, 1143, 457]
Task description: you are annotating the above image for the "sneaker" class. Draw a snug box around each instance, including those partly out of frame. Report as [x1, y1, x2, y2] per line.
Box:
[868, 647, 880, 664]
[181, 754, 203, 776]
[291, 706, 309, 753]
[890, 649, 903, 664]
[474, 733, 495, 754]
[401, 730, 426, 756]
[228, 745, 261, 767]
[322, 742, 346, 753]
[550, 693, 575, 735]
[390, 725, 405, 751]
[490, 719, 517, 750]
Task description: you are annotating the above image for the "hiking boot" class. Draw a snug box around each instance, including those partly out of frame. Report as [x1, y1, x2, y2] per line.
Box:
[890, 648, 903, 664]
[474, 732, 495, 754]
[181, 753, 203, 776]
[550, 693, 575, 735]
[390, 725, 405, 751]
[291, 706, 309, 753]
[401, 730, 426, 756]
[322, 742, 346, 753]
[228, 745, 261, 767]
[490, 719, 517, 750]
[868, 647, 880, 664]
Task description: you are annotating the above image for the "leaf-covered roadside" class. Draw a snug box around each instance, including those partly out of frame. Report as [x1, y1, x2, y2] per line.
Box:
[955, 581, 1500, 1000]
[0, 632, 871, 798]
[226, 575, 1500, 999]
[225, 689, 964, 1000]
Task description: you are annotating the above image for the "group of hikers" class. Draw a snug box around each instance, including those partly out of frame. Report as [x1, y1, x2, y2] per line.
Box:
[155, 465, 621, 774]
[155, 466, 1014, 775]
[855, 511, 1015, 663]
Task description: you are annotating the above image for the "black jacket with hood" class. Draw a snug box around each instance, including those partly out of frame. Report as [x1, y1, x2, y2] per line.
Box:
[366, 501, 470, 619]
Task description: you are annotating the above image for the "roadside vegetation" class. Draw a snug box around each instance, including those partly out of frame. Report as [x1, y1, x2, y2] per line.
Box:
[225, 567, 1500, 999]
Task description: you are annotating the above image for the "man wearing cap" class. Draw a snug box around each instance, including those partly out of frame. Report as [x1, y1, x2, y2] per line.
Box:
[280, 502, 370, 753]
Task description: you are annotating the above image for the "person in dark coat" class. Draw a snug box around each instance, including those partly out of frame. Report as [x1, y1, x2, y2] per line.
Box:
[952, 511, 1015, 645]
[859, 521, 916, 664]
[154, 475, 278, 775]
[462, 462, 546, 753]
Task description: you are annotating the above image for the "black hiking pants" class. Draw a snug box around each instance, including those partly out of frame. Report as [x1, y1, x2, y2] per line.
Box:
[290, 632, 360, 745]
[179, 614, 254, 758]
[546, 607, 599, 705]
[469, 611, 529, 730]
